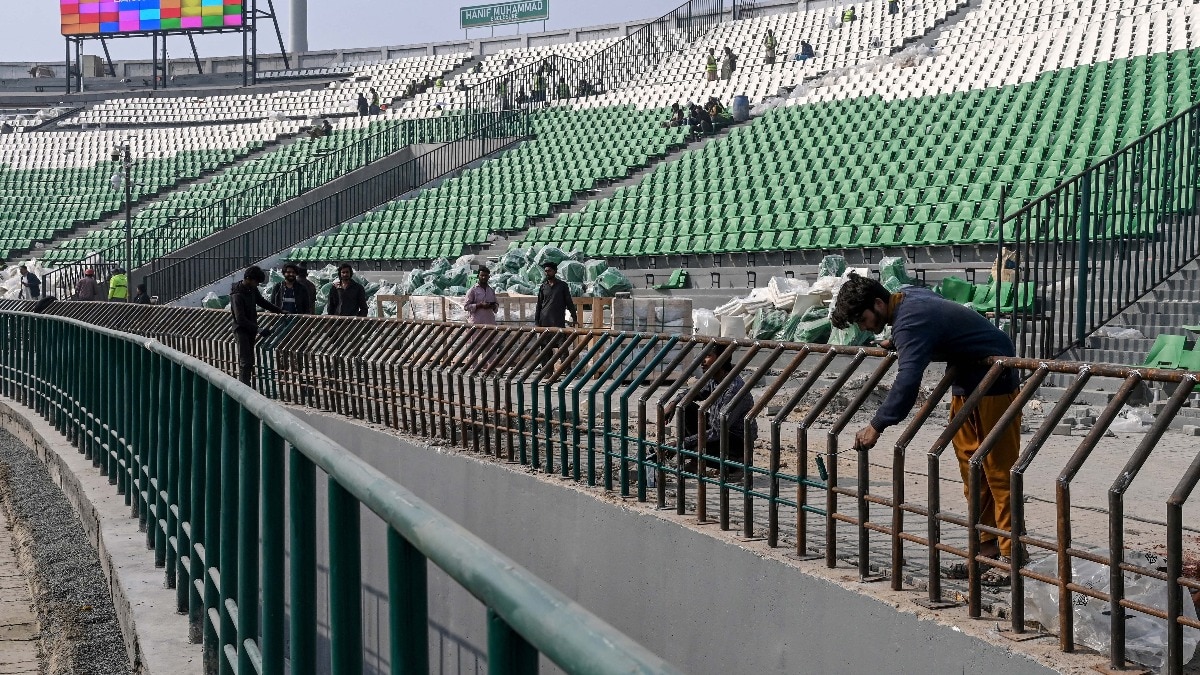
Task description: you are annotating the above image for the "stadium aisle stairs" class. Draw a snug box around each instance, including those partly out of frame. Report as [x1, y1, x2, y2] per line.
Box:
[287, 105, 690, 265]
[37, 115, 470, 269]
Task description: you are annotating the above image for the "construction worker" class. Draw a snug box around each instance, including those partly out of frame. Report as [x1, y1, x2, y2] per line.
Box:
[107, 267, 129, 302]
[764, 29, 778, 65]
[705, 48, 718, 81]
[833, 273, 1020, 586]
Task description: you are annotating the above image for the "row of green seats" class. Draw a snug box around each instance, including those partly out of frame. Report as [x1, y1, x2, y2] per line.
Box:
[525, 46, 1199, 257]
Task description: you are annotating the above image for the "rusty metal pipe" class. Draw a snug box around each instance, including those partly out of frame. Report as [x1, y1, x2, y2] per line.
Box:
[890, 368, 956, 591]
[1106, 376, 1194, 669]
[1054, 373, 1142, 653]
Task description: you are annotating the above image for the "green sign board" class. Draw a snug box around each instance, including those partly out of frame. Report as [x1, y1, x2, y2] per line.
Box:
[460, 0, 548, 29]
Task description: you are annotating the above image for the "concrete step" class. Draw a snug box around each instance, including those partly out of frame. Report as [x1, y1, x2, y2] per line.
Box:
[1034, 386, 1136, 407]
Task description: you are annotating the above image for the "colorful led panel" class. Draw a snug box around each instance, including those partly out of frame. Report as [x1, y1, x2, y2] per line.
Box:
[61, 0, 244, 35]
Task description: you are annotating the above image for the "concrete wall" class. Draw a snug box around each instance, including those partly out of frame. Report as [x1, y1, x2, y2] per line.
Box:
[292, 408, 1057, 675]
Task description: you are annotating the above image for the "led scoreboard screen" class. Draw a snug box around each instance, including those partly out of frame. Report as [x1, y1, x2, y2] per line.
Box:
[61, 0, 245, 36]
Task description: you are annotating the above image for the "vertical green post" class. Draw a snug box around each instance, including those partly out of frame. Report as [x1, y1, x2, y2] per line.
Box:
[260, 426, 285, 675]
[217, 395, 240, 675]
[328, 479, 363, 675]
[388, 528, 428, 674]
[203, 385, 224, 670]
[165, 363, 180, 589]
[1075, 179, 1091, 346]
[237, 407, 261, 675]
[188, 373, 207, 642]
[289, 448, 316, 675]
[487, 608, 538, 675]
[153, 358, 169, 567]
[175, 368, 194, 610]
[118, 340, 131, 500]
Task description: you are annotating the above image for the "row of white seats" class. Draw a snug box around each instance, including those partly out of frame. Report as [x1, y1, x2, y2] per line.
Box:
[784, 0, 1200, 109]
[71, 52, 471, 126]
[0, 120, 304, 169]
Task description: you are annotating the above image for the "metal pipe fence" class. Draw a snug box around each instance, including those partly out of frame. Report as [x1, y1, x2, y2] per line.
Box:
[10, 299, 1200, 672]
[0, 306, 680, 675]
[1000, 102, 1200, 360]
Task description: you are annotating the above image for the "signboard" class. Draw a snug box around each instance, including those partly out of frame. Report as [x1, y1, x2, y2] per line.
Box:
[460, 0, 548, 29]
[61, 0, 245, 36]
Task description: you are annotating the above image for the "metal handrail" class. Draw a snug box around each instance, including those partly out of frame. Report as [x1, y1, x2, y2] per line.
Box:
[997, 98, 1200, 359]
[0, 308, 680, 675]
[42, 111, 510, 285]
[9, 300, 1200, 673]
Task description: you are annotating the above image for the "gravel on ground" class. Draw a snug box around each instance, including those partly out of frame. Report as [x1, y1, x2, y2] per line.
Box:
[0, 430, 131, 675]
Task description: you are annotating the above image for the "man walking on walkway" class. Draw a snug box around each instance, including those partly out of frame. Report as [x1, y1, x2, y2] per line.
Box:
[832, 273, 1021, 586]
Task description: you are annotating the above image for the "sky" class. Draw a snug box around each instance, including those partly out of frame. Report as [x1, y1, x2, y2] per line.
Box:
[1, 0, 684, 64]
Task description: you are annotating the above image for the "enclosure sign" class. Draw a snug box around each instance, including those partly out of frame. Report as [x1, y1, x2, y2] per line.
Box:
[460, 1, 548, 28]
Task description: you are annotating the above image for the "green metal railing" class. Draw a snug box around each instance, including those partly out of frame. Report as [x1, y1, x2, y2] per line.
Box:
[0, 308, 679, 675]
[997, 101, 1200, 359]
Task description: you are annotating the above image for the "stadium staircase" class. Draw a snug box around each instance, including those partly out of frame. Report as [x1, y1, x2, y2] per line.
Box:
[1, 121, 303, 265]
[6, 131, 303, 266]
[472, 118, 749, 262]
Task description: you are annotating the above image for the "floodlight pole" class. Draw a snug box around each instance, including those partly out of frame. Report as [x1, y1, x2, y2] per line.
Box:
[114, 144, 134, 273]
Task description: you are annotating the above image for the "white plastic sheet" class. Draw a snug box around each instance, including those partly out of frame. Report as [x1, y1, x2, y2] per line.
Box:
[1024, 549, 1200, 670]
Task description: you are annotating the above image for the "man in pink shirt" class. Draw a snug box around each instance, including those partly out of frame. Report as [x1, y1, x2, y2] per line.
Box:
[464, 267, 499, 325]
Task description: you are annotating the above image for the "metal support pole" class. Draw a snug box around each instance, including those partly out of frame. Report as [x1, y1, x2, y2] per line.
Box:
[1075, 179, 1091, 347]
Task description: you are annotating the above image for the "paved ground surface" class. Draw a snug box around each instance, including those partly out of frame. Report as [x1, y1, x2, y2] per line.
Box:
[0, 431, 130, 675]
[0, 503, 38, 675]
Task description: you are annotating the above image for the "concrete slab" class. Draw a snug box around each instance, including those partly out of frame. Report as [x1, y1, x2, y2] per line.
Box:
[0, 492, 38, 674]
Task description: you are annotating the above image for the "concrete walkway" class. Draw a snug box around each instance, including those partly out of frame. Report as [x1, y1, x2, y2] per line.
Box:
[0, 508, 38, 675]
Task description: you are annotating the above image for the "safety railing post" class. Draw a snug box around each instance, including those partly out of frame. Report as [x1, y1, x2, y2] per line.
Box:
[329, 479, 363, 675]
[236, 406, 261, 675]
[388, 528, 429, 674]
[175, 368, 194, 611]
[164, 363, 181, 591]
[202, 384, 223, 670]
[152, 359, 169, 569]
[187, 373, 207, 641]
[487, 607, 538, 675]
[289, 447, 317, 675]
[217, 394, 239, 675]
[260, 426, 285, 675]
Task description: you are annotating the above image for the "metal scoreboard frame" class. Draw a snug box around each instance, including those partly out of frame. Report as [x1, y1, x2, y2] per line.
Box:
[59, 0, 290, 93]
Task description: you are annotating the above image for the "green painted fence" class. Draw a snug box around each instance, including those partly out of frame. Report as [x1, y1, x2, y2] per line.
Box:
[0, 309, 680, 675]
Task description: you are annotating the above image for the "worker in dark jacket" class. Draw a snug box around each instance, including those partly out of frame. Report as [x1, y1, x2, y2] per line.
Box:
[326, 263, 368, 316]
[533, 261, 577, 368]
[534, 261, 576, 328]
[230, 265, 282, 386]
[269, 262, 314, 314]
[832, 272, 1019, 586]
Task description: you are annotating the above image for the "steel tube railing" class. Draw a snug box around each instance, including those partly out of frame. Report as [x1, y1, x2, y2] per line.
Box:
[0, 309, 681, 675]
[6, 300, 1200, 672]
